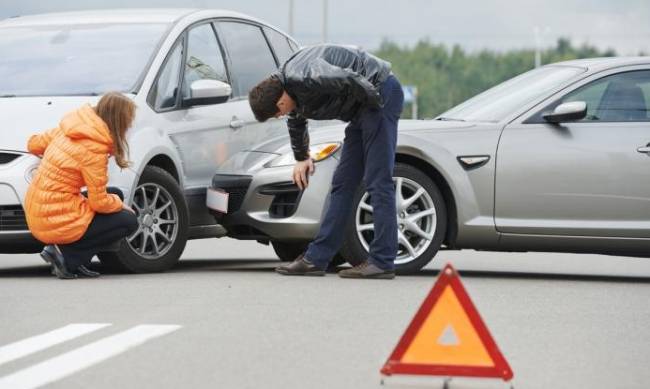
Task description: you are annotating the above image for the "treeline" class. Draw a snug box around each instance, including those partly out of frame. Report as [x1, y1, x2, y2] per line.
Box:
[374, 38, 618, 118]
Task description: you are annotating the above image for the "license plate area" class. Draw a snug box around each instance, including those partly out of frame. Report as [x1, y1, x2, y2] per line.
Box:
[206, 188, 229, 213]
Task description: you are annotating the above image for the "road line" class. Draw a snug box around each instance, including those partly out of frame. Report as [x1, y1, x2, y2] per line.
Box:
[0, 323, 111, 367]
[0, 324, 181, 389]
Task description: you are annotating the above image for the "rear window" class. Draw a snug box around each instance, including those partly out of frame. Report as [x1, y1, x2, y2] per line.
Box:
[218, 22, 278, 98]
[263, 27, 295, 65]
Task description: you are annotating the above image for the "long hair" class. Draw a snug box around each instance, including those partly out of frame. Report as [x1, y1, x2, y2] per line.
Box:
[94, 92, 136, 169]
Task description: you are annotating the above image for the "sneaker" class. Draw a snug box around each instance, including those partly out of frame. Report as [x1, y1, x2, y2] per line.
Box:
[338, 261, 395, 279]
[275, 255, 325, 276]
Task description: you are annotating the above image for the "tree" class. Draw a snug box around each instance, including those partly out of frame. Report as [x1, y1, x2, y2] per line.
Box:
[374, 38, 620, 118]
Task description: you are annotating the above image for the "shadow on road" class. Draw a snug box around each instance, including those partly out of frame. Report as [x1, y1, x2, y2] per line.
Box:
[415, 268, 650, 284]
[1, 259, 650, 283]
[169, 259, 281, 273]
[0, 264, 52, 278]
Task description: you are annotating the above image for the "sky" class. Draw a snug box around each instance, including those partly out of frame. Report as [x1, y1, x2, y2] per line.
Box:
[1, 0, 648, 55]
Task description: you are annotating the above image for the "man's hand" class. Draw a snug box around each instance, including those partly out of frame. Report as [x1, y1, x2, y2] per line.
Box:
[293, 159, 315, 190]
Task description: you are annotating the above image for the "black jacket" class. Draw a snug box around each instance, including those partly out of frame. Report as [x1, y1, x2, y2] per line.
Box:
[275, 44, 392, 161]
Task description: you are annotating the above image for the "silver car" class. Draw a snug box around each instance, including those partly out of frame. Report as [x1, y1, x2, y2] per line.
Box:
[0, 9, 302, 272]
[208, 57, 650, 273]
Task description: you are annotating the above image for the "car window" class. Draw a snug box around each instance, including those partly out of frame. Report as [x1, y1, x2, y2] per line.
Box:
[562, 70, 650, 122]
[440, 65, 585, 122]
[182, 23, 228, 100]
[218, 22, 278, 97]
[263, 27, 295, 66]
[0, 23, 169, 96]
[151, 41, 183, 111]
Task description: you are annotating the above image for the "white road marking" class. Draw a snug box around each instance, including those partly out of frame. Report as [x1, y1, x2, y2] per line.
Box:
[0, 323, 111, 367]
[0, 324, 181, 389]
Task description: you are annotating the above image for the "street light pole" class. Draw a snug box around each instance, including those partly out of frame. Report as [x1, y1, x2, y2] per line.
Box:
[288, 0, 294, 35]
[534, 26, 541, 68]
[322, 0, 328, 42]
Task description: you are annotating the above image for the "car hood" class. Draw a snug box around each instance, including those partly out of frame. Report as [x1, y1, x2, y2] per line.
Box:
[0, 96, 103, 152]
[248, 119, 477, 155]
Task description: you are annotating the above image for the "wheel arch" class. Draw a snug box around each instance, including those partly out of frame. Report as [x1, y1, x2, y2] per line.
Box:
[395, 152, 458, 248]
[147, 154, 180, 183]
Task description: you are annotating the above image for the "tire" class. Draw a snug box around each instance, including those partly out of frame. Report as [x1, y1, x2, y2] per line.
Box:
[98, 166, 189, 273]
[339, 163, 447, 274]
[272, 241, 308, 261]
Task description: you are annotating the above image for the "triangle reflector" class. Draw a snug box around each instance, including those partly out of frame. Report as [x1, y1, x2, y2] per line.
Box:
[381, 263, 513, 381]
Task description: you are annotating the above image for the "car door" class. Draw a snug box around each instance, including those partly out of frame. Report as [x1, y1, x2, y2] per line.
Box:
[214, 20, 286, 152]
[159, 22, 236, 190]
[495, 67, 650, 238]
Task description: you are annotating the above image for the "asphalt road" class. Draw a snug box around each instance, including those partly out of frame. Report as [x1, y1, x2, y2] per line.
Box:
[1, 239, 649, 389]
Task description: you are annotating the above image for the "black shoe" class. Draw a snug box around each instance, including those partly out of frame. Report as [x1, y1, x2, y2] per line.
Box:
[275, 255, 325, 276]
[49, 245, 77, 280]
[76, 265, 100, 278]
[39, 245, 55, 264]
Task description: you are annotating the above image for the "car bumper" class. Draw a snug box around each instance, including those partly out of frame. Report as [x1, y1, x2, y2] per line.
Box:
[208, 151, 338, 241]
[0, 151, 43, 252]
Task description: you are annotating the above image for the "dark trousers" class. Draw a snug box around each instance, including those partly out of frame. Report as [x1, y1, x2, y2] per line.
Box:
[305, 75, 404, 270]
[59, 187, 138, 270]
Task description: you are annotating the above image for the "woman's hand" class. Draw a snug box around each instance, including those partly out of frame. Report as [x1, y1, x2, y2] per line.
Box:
[293, 159, 315, 190]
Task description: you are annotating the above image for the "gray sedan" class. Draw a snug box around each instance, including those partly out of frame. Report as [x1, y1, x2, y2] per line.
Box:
[208, 57, 650, 273]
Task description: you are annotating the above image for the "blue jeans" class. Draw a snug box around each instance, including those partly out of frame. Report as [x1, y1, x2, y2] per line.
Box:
[305, 75, 404, 270]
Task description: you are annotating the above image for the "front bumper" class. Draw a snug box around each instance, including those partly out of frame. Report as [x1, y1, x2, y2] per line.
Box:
[208, 151, 338, 241]
[0, 151, 43, 252]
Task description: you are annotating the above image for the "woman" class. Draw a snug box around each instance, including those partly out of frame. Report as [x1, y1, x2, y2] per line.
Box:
[25, 92, 139, 279]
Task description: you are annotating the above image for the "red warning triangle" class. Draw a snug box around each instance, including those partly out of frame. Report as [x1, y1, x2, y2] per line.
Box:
[381, 263, 513, 381]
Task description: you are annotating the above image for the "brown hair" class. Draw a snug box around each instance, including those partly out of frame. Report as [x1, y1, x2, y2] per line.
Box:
[248, 77, 284, 122]
[95, 92, 136, 169]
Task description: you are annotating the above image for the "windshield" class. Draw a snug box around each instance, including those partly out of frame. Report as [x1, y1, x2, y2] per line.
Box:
[0, 23, 169, 96]
[439, 65, 586, 122]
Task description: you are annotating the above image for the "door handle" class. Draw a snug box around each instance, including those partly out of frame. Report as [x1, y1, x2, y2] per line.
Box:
[230, 117, 245, 130]
[637, 144, 650, 154]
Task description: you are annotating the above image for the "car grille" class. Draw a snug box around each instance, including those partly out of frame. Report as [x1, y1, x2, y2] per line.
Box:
[0, 205, 28, 231]
[0, 152, 21, 165]
[258, 182, 302, 218]
[228, 187, 249, 213]
[211, 175, 253, 213]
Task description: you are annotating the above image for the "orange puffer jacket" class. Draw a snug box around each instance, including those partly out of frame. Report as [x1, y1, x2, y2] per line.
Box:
[24, 104, 123, 244]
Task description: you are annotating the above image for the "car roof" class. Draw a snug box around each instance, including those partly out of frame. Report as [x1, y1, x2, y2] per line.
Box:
[0, 8, 259, 27]
[551, 56, 650, 72]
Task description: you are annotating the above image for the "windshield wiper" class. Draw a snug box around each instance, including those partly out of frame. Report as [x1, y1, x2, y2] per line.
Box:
[436, 117, 465, 122]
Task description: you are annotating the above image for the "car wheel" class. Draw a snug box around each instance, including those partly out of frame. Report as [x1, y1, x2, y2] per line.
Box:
[272, 241, 307, 261]
[340, 163, 447, 274]
[98, 166, 189, 273]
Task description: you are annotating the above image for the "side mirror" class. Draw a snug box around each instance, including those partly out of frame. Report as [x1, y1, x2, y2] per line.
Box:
[183, 79, 232, 107]
[543, 101, 587, 124]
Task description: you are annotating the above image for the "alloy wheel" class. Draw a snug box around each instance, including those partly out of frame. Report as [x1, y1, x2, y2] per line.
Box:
[355, 176, 437, 265]
[127, 183, 179, 260]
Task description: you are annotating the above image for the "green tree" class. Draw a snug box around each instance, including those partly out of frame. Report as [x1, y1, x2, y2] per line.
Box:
[374, 38, 619, 118]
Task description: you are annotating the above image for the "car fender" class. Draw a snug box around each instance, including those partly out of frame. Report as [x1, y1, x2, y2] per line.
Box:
[108, 125, 184, 204]
[396, 130, 500, 248]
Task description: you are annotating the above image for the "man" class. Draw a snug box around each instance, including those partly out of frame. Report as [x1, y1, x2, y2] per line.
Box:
[249, 44, 404, 279]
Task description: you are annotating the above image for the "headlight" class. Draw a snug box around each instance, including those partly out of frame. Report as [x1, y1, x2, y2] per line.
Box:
[268, 142, 341, 167]
[25, 164, 39, 183]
